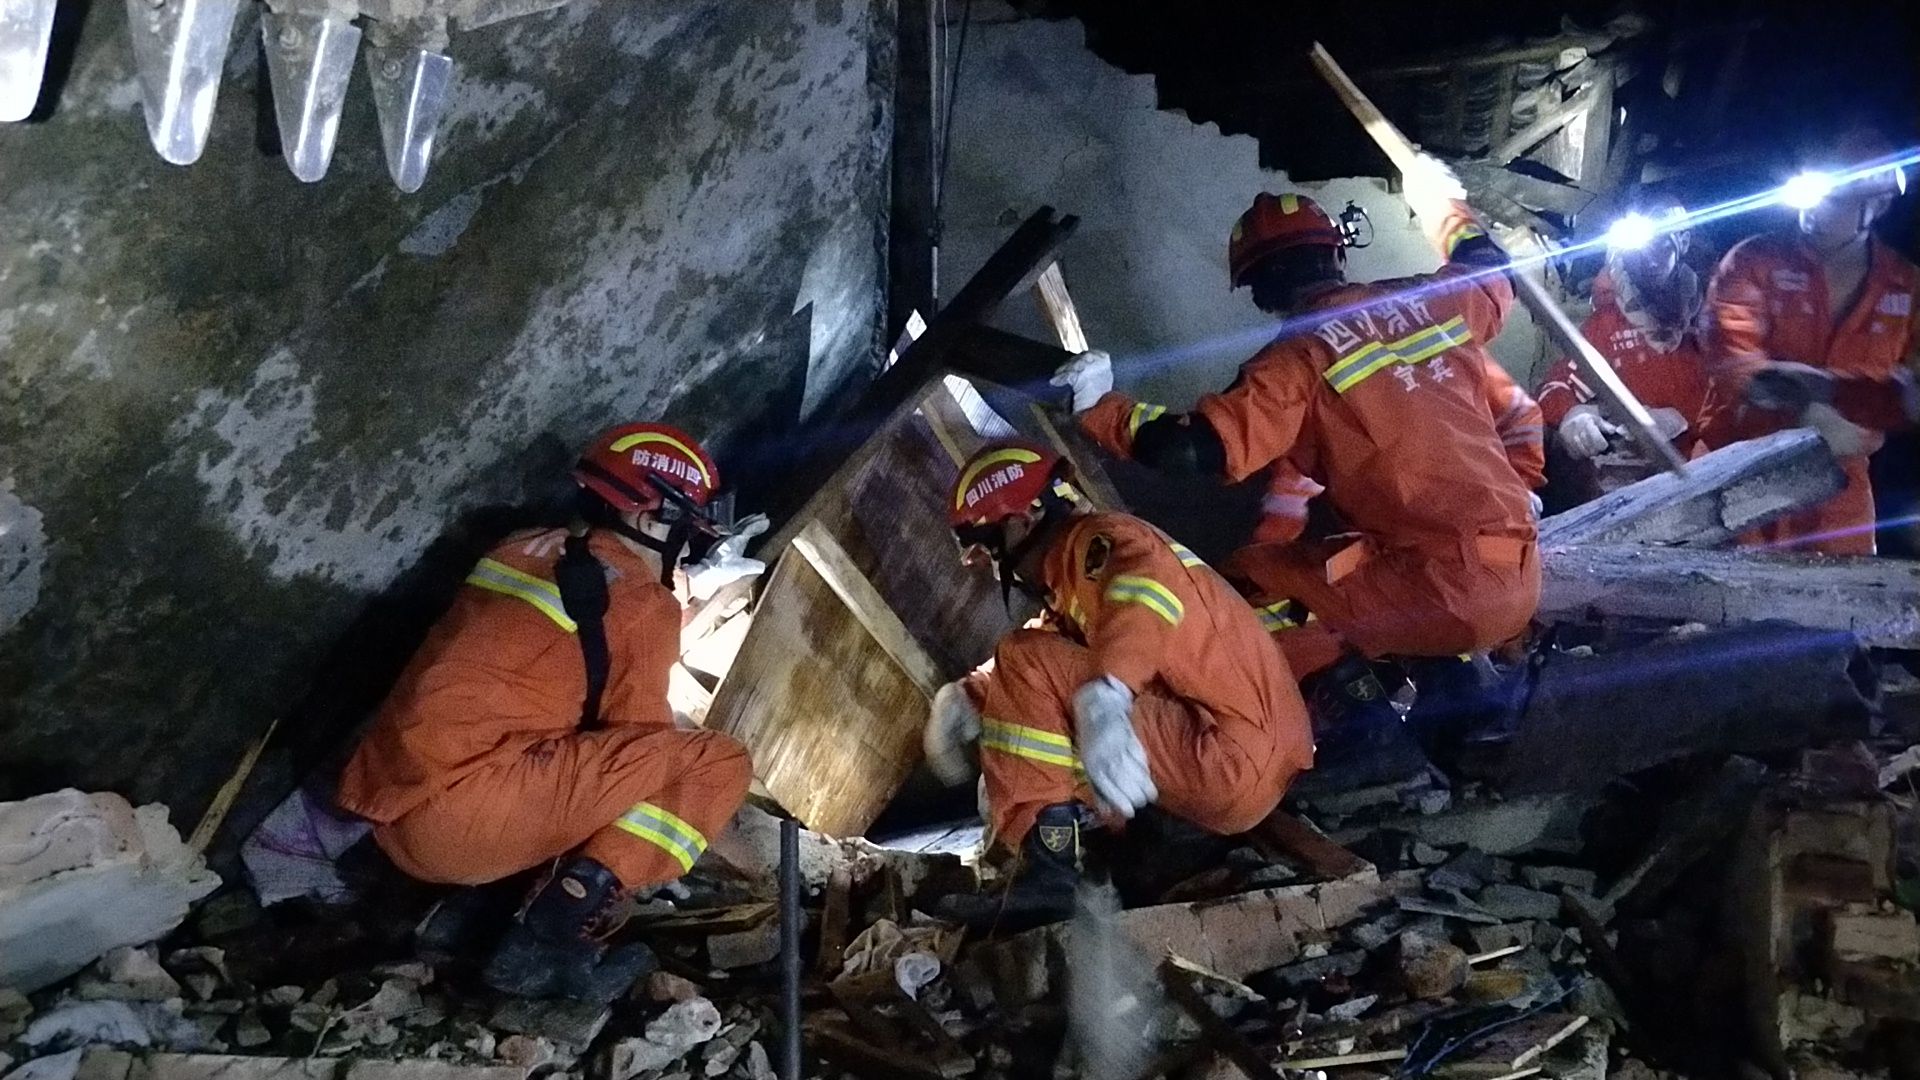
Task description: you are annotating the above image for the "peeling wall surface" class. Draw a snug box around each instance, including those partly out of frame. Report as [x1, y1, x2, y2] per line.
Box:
[943, 10, 1546, 411]
[0, 0, 892, 817]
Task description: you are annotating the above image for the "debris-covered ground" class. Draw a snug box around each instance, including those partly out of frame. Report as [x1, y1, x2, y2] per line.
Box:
[4, 669, 1918, 1080]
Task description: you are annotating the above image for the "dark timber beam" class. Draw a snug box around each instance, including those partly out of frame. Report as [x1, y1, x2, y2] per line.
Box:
[888, 0, 936, 340]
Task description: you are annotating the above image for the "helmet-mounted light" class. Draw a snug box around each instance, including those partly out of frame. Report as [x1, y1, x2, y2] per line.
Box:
[1781, 170, 1838, 210]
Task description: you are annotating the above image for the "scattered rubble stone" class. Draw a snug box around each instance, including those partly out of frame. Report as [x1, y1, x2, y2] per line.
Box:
[487, 999, 609, 1051]
[1395, 932, 1468, 1000]
[0, 792, 220, 993]
[191, 895, 264, 943]
[78, 948, 182, 1004]
[1, 988, 32, 1040]
[641, 972, 703, 1004]
[257, 989, 302, 1008]
[1474, 883, 1563, 921]
[706, 923, 780, 970]
[231, 1013, 271, 1051]
[494, 1035, 561, 1074]
[343, 1062, 524, 1080]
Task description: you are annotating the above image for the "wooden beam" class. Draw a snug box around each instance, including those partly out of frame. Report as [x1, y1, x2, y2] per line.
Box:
[1454, 161, 1598, 218]
[937, 207, 1079, 329]
[1243, 809, 1375, 882]
[1541, 544, 1920, 648]
[791, 520, 945, 696]
[1490, 83, 1598, 165]
[1538, 429, 1843, 548]
[1032, 262, 1089, 353]
[1576, 64, 1616, 187]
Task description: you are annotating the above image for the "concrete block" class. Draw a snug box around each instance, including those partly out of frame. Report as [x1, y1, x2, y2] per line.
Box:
[0, 792, 219, 993]
[1830, 909, 1920, 964]
[706, 922, 780, 969]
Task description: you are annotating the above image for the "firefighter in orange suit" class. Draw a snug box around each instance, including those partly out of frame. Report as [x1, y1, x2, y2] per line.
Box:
[1696, 130, 1919, 555]
[338, 423, 752, 1001]
[922, 443, 1313, 926]
[1049, 166, 1539, 768]
[1537, 199, 1710, 500]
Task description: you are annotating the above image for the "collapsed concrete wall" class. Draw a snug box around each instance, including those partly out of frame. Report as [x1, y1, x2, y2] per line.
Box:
[0, 0, 893, 821]
[941, 7, 1547, 409]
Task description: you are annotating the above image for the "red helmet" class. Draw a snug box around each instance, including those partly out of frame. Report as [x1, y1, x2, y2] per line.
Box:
[573, 422, 719, 513]
[949, 442, 1064, 530]
[1229, 192, 1343, 287]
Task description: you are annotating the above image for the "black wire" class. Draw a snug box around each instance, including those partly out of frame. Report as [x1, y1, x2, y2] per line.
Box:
[932, 0, 975, 240]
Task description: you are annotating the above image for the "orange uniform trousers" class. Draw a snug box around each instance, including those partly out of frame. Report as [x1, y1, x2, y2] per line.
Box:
[372, 725, 751, 891]
[1223, 536, 1540, 678]
[977, 630, 1303, 848]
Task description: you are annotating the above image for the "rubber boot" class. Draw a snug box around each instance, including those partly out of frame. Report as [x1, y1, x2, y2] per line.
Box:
[936, 803, 1094, 932]
[1290, 655, 1431, 801]
[482, 856, 657, 1002]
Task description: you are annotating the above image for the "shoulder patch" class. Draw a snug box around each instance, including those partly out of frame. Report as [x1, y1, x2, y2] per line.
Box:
[1083, 534, 1112, 580]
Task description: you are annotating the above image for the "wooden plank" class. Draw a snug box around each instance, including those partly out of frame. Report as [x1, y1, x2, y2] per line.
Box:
[1032, 262, 1090, 353]
[1489, 83, 1598, 165]
[189, 719, 279, 852]
[1540, 544, 1920, 648]
[1243, 809, 1375, 882]
[792, 521, 944, 696]
[1454, 161, 1597, 218]
[1276, 1049, 1407, 1070]
[1538, 429, 1843, 549]
[1576, 65, 1615, 187]
[706, 552, 932, 836]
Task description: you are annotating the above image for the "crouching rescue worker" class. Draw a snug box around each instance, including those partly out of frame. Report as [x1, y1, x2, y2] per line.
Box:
[336, 423, 753, 1000]
[923, 442, 1314, 926]
[1049, 164, 1541, 774]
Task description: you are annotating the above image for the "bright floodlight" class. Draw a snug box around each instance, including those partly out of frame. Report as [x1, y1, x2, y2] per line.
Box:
[1606, 212, 1658, 250]
[1781, 170, 1837, 210]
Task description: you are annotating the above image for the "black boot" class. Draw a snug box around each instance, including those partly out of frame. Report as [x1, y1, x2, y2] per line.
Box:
[482, 857, 657, 1002]
[936, 803, 1094, 931]
[1291, 655, 1432, 800]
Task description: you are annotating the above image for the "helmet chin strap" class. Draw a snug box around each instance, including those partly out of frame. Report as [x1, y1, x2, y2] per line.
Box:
[990, 482, 1074, 613]
[606, 518, 691, 588]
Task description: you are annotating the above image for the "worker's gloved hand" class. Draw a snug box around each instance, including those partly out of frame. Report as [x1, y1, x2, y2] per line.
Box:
[1071, 675, 1156, 818]
[1802, 402, 1874, 457]
[1049, 349, 1114, 414]
[924, 680, 983, 786]
[1556, 405, 1622, 460]
[1648, 406, 1690, 442]
[685, 514, 769, 602]
[1747, 361, 1835, 412]
[1527, 491, 1544, 520]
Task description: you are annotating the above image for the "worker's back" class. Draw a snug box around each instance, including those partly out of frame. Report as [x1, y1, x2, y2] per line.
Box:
[1194, 261, 1536, 553]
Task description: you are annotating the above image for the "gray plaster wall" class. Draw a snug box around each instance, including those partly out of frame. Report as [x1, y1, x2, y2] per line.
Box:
[0, 0, 893, 818]
[942, 10, 1547, 410]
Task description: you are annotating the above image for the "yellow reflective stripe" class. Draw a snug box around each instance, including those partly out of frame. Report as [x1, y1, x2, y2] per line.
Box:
[1167, 541, 1206, 568]
[1325, 316, 1473, 393]
[1444, 224, 1487, 257]
[612, 802, 708, 873]
[1279, 193, 1300, 214]
[980, 718, 1081, 770]
[464, 559, 577, 633]
[606, 431, 712, 486]
[952, 447, 1044, 510]
[1105, 575, 1185, 626]
[1125, 402, 1168, 439]
[1256, 600, 1298, 631]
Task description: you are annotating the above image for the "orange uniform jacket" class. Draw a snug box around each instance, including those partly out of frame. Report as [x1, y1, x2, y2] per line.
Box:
[1083, 209, 1537, 559]
[968, 511, 1312, 843]
[1697, 232, 1918, 554]
[338, 529, 681, 825]
[1536, 267, 1710, 455]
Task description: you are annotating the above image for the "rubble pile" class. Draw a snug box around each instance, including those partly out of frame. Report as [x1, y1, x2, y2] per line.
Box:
[4, 705, 1918, 1080]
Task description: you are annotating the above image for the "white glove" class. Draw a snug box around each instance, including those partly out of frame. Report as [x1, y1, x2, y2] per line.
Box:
[1071, 675, 1156, 818]
[1049, 349, 1114, 414]
[1527, 491, 1544, 521]
[1803, 402, 1873, 457]
[1556, 405, 1621, 460]
[924, 680, 983, 786]
[685, 514, 769, 602]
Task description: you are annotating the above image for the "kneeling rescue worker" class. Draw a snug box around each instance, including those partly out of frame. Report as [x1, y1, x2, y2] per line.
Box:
[924, 442, 1314, 926]
[337, 423, 753, 1000]
[1049, 163, 1541, 773]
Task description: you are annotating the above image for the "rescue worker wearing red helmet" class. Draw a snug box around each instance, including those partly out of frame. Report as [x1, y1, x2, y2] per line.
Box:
[1050, 161, 1540, 778]
[922, 442, 1313, 926]
[337, 422, 753, 1001]
[1695, 124, 1920, 555]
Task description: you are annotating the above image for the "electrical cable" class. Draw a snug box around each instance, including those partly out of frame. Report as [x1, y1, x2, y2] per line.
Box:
[933, 0, 975, 239]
